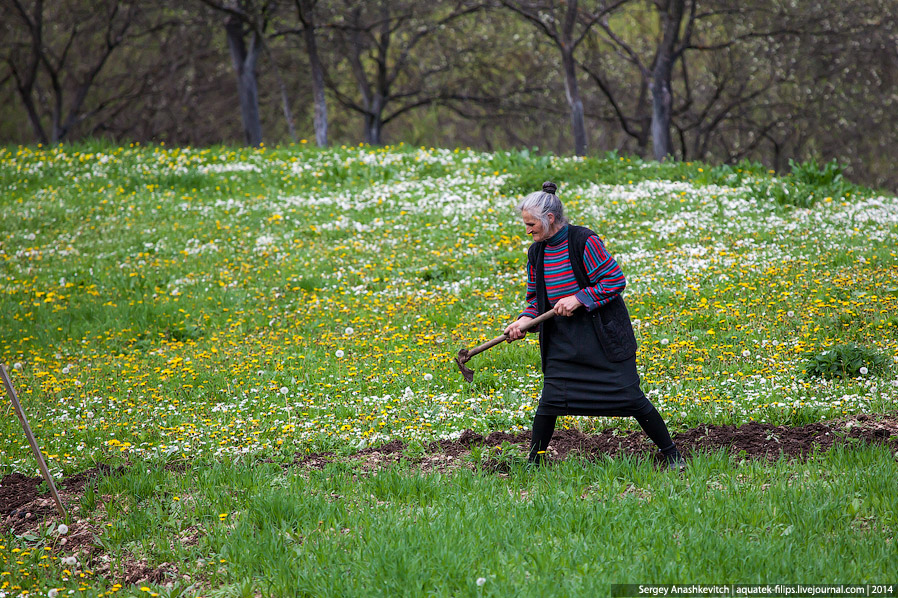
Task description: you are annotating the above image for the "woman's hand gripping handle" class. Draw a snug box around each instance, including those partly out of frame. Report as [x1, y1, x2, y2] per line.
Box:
[504, 308, 556, 343]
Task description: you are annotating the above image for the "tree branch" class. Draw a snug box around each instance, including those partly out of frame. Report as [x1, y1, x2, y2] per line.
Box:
[597, 16, 650, 80]
[579, 62, 641, 140]
[499, 1, 560, 45]
[389, 3, 484, 85]
[571, 0, 629, 50]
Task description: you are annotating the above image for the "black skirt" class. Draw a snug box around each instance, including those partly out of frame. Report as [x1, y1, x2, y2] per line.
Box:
[537, 308, 653, 417]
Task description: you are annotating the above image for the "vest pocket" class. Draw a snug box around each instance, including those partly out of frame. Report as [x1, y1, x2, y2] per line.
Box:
[591, 295, 638, 362]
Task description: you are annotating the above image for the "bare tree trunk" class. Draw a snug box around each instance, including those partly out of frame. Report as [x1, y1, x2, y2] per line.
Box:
[561, 47, 587, 156]
[345, 6, 386, 146]
[56, 47, 118, 141]
[297, 0, 327, 146]
[651, 54, 674, 160]
[9, 31, 49, 143]
[364, 94, 384, 145]
[560, 0, 587, 155]
[366, 3, 390, 145]
[225, 13, 262, 146]
[265, 47, 296, 142]
[13, 0, 51, 142]
[650, 0, 686, 161]
[20, 91, 49, 142]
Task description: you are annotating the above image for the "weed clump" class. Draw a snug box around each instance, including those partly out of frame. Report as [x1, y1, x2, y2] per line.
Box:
[751, 157, 862, 208]
[803, 343, 884, 379]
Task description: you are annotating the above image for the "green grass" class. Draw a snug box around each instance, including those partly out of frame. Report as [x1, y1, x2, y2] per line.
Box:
[0, 141, 897, 594]
[7, 447, 897, 596]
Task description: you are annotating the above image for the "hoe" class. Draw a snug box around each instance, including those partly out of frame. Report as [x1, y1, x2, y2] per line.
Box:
[454, 309, 556, 382]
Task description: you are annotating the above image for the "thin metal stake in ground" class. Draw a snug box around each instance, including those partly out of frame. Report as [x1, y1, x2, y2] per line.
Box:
[1, 363, 67, 519]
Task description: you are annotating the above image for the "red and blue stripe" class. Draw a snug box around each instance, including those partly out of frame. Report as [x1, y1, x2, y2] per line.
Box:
[520, 225, 626, 318]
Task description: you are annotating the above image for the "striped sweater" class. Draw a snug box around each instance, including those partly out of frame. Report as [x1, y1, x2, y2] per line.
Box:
[520, 224, 626, 319]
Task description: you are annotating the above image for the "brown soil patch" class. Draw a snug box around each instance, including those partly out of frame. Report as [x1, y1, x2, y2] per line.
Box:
[290, 413, 898, 471]
[121, 560, 180, 587]
[0, 465, 116, 534]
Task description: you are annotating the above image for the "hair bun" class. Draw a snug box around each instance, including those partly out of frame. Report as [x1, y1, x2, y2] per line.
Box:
[542, 181, 557, 195]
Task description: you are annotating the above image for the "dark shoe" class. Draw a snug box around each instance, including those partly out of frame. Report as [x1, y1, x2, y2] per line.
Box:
[663, 452, 686, 472]
[526, 450, 547, 469]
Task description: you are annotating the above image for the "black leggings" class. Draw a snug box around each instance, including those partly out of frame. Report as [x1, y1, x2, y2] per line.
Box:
[528, 406, 678, 462]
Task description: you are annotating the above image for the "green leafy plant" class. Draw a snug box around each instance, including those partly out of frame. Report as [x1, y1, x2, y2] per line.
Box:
[789, 157, 846, 188]
[401, 440, 427, 462]
[786, 157, 855, 205]
[750, 158, 861, 208]
[803, 344, 884, 379]
[749, 178, 816, 208]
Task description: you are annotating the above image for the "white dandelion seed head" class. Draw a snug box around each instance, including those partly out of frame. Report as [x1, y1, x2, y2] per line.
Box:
[61, 366, 71, 375]
[335, 349, 345, 358]
[859, 367, 868, 375]
[476, 577, 487, 586]
[423, 373, 433, 381]
[787, 310, 795, 317]
[344, 327, 354, 335]
[48, 589, 59, 598]
[279, 387, 289, 395]
[56, 524, 69, 535]
[13, 362, 23, 371]
[61, 556, 77, 566]
[742, 350, 751, 358]
[660, 338, 670, 345]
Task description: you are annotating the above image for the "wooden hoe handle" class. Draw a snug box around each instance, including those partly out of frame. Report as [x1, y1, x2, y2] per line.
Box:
[461, 308, 556, 361]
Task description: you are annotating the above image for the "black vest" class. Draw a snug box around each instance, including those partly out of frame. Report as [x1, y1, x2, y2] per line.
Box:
[527, 225, 638, 367]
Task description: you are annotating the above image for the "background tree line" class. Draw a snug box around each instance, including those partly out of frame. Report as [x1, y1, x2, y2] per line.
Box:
[2, 0, 896, 190]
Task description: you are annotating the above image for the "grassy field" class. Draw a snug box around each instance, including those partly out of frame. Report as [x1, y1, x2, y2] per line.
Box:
[1, 142, 897, 596]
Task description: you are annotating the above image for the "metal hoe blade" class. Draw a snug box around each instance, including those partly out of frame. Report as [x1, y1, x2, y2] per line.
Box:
[454, 349, 474, 383]
[452, 308, 556, 383]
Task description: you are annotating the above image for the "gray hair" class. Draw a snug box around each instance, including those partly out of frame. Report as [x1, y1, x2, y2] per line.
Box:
[515, 181, 568, 230]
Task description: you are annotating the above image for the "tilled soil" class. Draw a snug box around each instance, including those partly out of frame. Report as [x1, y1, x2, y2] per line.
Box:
[296, 414, 898, 472]
[2, 414, 897, 587]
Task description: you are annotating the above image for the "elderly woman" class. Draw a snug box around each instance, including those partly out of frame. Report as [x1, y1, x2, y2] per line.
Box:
[504, 182, 684, 469]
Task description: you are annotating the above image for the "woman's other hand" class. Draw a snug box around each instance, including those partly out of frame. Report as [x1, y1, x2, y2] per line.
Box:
[504, 316, 533, 342]
[554, 295, 583, 317]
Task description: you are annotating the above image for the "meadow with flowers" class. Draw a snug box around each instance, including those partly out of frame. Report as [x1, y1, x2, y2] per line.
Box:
[1, 143, 897, 596]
